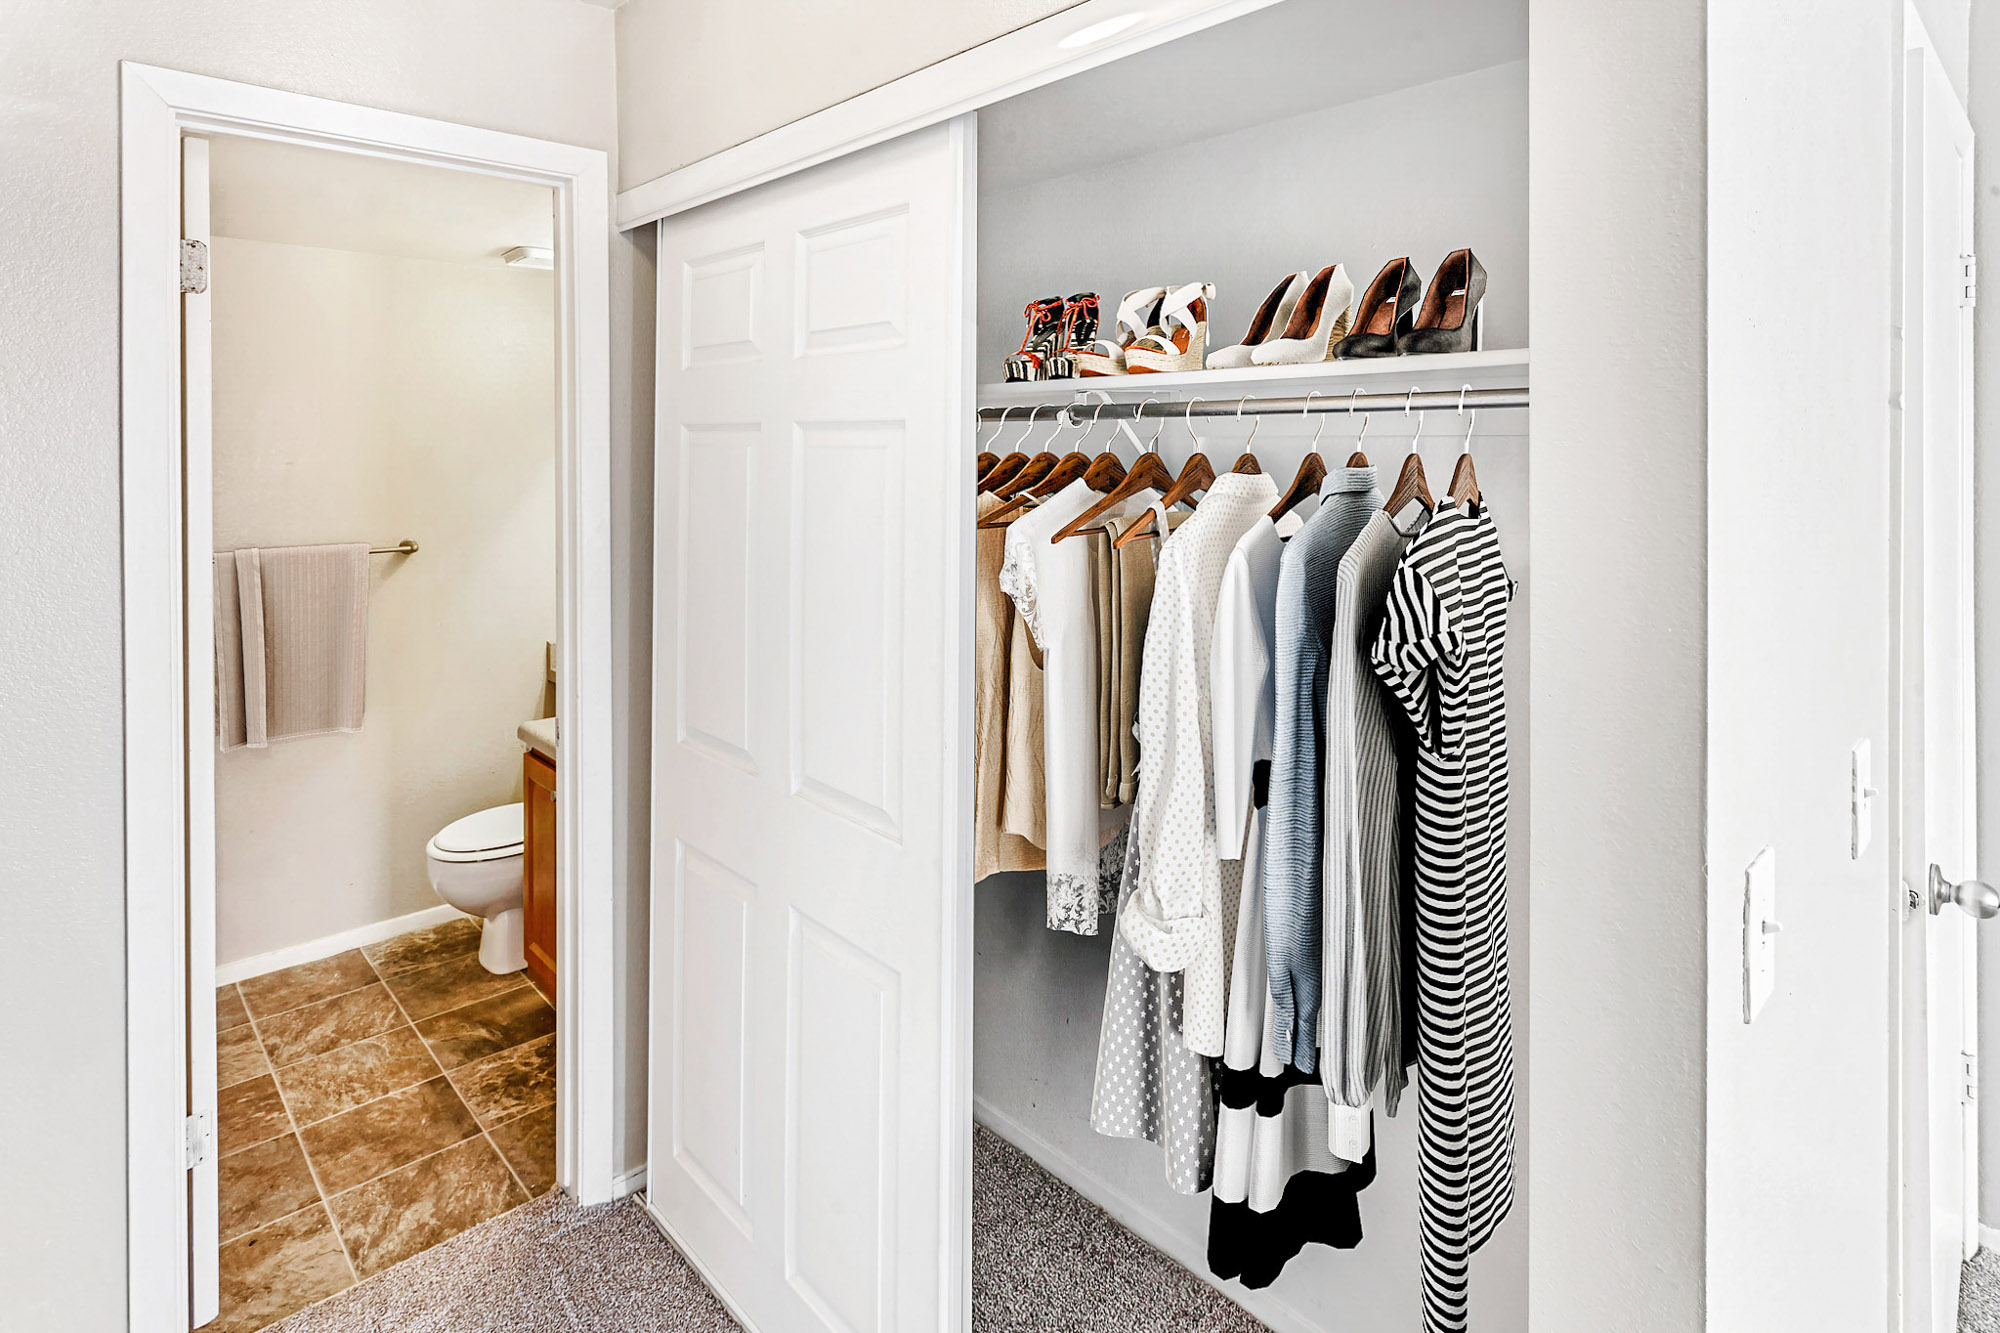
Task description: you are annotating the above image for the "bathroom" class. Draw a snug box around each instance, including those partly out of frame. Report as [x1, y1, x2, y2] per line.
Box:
[204, 134, 564, 1320]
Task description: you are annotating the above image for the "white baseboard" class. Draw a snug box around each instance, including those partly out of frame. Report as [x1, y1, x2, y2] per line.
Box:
[1981, 1223, 2000, 1256]
[613, 1163, 647, 1199]
[971, 1095, 1324, 1333]
[215, 903, 466, 985]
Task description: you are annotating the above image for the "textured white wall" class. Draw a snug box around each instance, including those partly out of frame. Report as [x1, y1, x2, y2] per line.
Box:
[613, 0, 1082, 186]
[1526, 1, 1708, 1328]
[1705, 1, 1903, 1324]
[209, 236, 557, 966]
[0, 2, 621, 1324]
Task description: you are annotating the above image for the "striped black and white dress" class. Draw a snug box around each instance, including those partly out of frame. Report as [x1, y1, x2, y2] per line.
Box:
[1369, 498, 1516, 1333]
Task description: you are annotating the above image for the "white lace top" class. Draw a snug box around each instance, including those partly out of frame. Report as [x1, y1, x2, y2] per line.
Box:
[999, 480, 1147, 933]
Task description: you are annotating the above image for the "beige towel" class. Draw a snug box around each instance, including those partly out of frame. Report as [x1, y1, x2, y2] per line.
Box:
[215, 544, 369, 750]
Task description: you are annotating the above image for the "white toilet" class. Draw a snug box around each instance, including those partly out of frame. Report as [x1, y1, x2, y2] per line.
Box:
[425, 803, 527, 974]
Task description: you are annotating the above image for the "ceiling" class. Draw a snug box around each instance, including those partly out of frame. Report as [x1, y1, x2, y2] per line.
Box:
[208, 135, 554, 264]
[979, 0, 1528, 192]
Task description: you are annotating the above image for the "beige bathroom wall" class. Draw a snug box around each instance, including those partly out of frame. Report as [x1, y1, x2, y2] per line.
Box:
[209, 235, 557, 966]
[613, 0, 1083, 187]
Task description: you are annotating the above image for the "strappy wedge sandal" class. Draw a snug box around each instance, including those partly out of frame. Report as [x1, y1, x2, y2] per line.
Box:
[1075, 286, 1166, 377]
[1125, 281, 1216, 375]
[1004, 296, 1067, 382]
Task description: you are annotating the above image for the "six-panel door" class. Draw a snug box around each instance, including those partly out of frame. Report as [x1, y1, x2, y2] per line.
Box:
[648, 119, 975, 1333]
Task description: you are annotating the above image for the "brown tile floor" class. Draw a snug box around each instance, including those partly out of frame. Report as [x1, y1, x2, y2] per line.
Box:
[213, 916, 558, 1332]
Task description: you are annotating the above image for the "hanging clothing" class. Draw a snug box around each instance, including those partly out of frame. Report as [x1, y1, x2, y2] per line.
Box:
[1000, 480, 1142, 933]
[1091, 831, 1217, 1195]
[1094, 530, 1120, 809]
[1370, 498, 1516, 1333]
[1106, 509, 1183, 806]
[1117, 470, 1280, 1058]
[1261, 465, 1381, 1071]
[1206, 503, 1375, 1287]
[974, 492, 1046, 878]
[1320, 506, 1423, 1114]
[997, 559, 1047, 853]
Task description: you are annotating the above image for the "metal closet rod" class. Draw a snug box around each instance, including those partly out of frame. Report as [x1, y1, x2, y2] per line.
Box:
[977, 385, 1530, 423]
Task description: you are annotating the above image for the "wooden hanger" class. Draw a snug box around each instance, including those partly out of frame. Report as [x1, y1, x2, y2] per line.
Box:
[1083, 449, 1128, 493]
[1269, 391, 1329, 522]
[979, 452, 1027, 493]
[977, 451, 997, 478]
[1052, 399, 1173, 543]
[1384, 452, 1434, 516]
[1448, 387, 1481, 505]
[977, 409, 1031, 494]
[1114, 452, 1212, 550]
[981, 449, 1090, 526]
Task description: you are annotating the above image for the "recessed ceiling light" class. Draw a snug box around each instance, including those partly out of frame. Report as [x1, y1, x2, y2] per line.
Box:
[503, 246, 553, 270]
[1057, 11, 1149, 49]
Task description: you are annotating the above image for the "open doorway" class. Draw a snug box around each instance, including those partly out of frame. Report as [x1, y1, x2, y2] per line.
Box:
[119, 64, 614, 1333]
[200, 135, 562, 1330]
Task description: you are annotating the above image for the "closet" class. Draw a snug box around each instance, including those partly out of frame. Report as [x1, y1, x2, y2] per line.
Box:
[645, 3, 1530, 1330]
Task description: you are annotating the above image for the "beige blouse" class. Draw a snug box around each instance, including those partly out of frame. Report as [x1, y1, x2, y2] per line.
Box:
[976, 492, 1045, 877]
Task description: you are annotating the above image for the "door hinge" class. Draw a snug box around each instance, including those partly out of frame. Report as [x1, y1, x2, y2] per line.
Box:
[185, 1110, 213, 1169]
[1965, 1051, 1980, 1105]
[1962, 253, 1978, 308]
[180, 238, 208, 295]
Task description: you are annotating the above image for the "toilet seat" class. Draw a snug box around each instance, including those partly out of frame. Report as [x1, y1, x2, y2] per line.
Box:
[427, 803, 524, 863]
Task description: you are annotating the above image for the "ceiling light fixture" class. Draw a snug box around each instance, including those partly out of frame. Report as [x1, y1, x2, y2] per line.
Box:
[503, 245, 554, 270]
[1057, 11, 1149, 49]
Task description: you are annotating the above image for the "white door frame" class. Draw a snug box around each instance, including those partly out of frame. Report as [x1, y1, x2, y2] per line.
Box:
[119, 62, 615, 1332]
[1892, 7, 1979, 1326]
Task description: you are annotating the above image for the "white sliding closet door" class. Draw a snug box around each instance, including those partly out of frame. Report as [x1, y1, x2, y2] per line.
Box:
[648, 118, 976, 1333]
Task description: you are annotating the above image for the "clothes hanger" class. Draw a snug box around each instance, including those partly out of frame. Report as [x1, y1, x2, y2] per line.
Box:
[980, 406, 1078, 526]
[977, 450, 997, 478]
[977, 407, 1029, 493]
[1345, 388, 1371, 469]
[1230, 397, 1261, 474]
[1113, 399, 1214, 550]
[1268, 391, 1328, 521]
[1448, 384, 1481, 506]
[1052, 398, 1175, 543]
[988, 407, 1061, 504]
[1080, 403, 1129, 493]
[1383, 387, 1435, 518]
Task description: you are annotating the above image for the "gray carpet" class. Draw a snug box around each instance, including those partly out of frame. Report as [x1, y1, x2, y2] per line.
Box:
[972, 1126, 1267, 1332]
[268, 1125, 1266, 1332]
[1967, 1250, 2000, 1331]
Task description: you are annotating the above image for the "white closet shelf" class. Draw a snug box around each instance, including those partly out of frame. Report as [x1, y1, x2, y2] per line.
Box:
[977, 347, 1530, 410]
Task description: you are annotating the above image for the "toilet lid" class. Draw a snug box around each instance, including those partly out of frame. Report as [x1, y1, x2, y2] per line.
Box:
[432, 803, 524, 857]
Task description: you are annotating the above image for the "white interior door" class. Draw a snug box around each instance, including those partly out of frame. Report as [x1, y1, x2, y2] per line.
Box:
[647, 118, 976, 1333]
[181, 131, 220, 1331]
[1898, 34, 1978, 1333]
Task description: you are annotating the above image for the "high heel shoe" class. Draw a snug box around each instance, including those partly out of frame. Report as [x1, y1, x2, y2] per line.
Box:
[1331, 257, 1420, 359]
[1208, 271, 1309, 369]
[1249, 264, 1356, 365]
[1004, 296, 1067, 382]
[1125, 281, 1216, 375]
[1076, 286, 1165, 377]
[1398, 248, 1487, 355]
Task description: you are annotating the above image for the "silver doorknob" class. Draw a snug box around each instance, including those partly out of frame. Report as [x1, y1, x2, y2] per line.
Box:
[1929, 864, 2000, 919]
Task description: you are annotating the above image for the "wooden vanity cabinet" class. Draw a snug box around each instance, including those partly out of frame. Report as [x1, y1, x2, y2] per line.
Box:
[522, 748, 557, 999]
